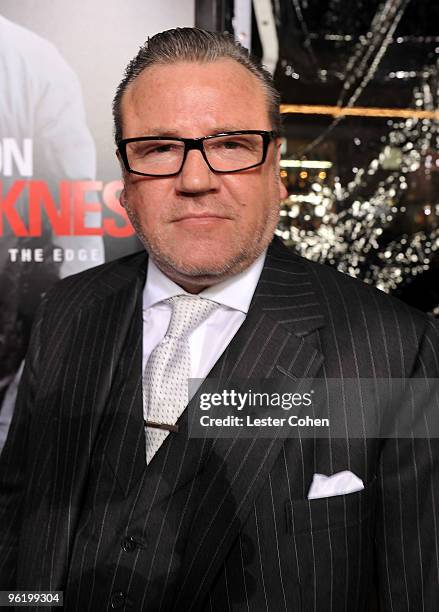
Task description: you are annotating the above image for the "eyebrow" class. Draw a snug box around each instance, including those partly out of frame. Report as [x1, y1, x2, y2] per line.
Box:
[142, 126, 251, 138]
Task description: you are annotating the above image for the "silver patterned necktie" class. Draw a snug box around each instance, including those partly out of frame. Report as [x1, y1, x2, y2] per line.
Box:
[143, 294, 219, 464]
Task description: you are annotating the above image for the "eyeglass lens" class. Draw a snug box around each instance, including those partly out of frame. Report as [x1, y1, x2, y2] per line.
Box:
[125, 133, 265, 175]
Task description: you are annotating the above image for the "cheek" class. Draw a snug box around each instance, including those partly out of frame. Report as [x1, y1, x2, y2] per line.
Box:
[125, 185, 164, 224]
[241, 178, 279, 220]
[227, 176, 270, 210]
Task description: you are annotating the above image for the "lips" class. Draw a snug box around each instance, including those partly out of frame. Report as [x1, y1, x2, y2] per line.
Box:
[173, 214, 230, 222]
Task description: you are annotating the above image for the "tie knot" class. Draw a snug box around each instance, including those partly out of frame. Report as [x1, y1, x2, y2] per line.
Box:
[165, 294, 218, 339]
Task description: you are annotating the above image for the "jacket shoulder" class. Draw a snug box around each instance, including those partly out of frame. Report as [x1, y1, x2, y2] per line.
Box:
[280, 241, 429, 320]
[42, 250, 147, 315]
[268, 238, 437, 347]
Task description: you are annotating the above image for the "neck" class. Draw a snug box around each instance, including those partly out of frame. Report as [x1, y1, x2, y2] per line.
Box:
[152, 263, 226, 294]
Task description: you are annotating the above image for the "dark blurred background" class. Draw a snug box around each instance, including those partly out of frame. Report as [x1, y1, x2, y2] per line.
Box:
[197, 0, 439, 315]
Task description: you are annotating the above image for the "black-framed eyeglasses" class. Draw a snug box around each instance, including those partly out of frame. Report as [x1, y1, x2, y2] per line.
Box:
[117, 130, 277, 177]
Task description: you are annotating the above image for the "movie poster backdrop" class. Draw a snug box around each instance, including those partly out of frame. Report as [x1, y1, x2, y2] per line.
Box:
[0, 0, 195, 446]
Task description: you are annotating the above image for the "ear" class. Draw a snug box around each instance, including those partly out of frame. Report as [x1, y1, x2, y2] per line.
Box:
[116, 148, 130, 187]
[116, 148, 124, 168]
[119, 188, 127, 208]
[274, 138, 288, 200]
[116, 148, 128, 172]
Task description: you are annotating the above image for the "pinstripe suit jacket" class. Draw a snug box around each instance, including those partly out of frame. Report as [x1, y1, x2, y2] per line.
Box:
[1, 237, 439, 611]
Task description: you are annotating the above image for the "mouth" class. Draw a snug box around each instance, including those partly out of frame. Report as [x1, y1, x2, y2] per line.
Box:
[172, 214, 231, 225]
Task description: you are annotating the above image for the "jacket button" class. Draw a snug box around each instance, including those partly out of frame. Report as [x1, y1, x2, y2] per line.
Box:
[121, 535, 137, 552]
[110, 591, 126, 609]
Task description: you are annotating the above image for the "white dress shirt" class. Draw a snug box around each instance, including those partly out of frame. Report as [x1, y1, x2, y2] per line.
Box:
[142, 251, 266, 381]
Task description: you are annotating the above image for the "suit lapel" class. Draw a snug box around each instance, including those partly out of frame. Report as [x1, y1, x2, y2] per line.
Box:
[174, 239, 327, 610]
[45, 252, 147, 589]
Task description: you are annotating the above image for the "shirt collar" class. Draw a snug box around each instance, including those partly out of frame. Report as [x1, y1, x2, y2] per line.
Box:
[143, 250, 266, 314]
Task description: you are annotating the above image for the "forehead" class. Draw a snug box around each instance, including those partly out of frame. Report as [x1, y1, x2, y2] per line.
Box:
[120, 59, 271, 137]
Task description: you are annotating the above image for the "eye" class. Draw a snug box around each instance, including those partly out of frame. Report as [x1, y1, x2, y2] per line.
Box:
[221, 140, 243, 149]
[151, 144, 175, 154]
[210, 137, 254, 152]
[129, 141, 182, 158]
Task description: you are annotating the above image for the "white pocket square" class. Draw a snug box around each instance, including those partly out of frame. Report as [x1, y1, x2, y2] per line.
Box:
[307, 470, 364, 500]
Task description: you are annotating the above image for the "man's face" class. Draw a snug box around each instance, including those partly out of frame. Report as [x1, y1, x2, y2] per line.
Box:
[119, 59, 285, 291]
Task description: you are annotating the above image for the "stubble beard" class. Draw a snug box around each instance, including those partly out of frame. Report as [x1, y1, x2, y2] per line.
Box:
[123, 195, 280, 288]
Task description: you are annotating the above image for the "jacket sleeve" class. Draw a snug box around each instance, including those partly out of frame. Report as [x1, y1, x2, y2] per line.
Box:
[375, 317, 439, 610]
[0, 296, 47, 588]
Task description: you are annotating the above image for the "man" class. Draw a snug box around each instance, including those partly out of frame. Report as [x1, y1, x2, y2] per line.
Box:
[0, 15, 104, 451]
[1, 27, 438, 611]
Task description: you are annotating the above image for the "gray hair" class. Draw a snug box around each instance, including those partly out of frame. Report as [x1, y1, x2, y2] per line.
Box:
[113, 27, 281, 144]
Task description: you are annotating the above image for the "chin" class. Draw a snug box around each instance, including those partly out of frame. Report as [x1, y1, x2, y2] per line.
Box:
[147, 230, 268, 284]
[170, 256, 233, 278]
[154, 247, 249, 283]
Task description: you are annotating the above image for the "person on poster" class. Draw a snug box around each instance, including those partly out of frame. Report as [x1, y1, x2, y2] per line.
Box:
[1, 27, 438, 610]
[0, 15, 104, 450]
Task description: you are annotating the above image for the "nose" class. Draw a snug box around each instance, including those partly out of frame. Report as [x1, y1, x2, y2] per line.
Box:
[175, 149, 219, 194]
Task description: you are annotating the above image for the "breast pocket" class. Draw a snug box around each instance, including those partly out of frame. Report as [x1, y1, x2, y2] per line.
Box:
[286, 476, 377, 536]
[287, 478, 378, 611]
